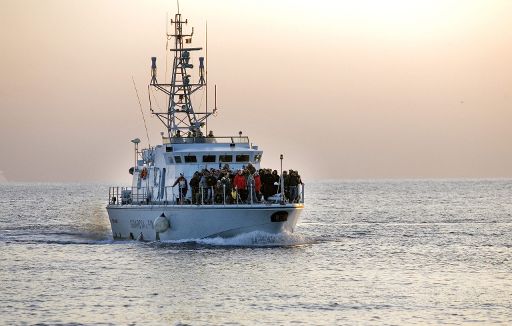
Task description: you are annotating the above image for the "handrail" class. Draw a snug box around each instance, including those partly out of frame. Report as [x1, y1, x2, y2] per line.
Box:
[162, 136, 250, 145]
[108, 183, 305, 206]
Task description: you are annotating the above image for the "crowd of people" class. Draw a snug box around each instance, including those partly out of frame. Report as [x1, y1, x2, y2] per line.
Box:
[171, 163, 303, 205]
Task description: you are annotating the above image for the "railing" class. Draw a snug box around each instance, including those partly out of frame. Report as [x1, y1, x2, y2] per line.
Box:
[162, 136, 250, 145]
[107, 183, 305, 206]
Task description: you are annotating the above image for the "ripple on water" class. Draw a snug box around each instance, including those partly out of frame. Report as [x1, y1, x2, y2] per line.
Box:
[0, 181, 511, 325]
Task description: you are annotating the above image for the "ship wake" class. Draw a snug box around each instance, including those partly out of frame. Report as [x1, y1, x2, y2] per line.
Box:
[157, 231, 314, 248]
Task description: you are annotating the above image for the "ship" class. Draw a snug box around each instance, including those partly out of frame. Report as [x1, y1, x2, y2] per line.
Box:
[106, 11, 304, 241]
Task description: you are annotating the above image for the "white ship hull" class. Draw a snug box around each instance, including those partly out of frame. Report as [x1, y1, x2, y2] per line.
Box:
[106, 204, 303, 241]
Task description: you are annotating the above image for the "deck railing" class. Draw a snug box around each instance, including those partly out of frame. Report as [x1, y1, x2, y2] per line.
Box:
[162, 136, 250, 145]
[107, 183, 304, 206]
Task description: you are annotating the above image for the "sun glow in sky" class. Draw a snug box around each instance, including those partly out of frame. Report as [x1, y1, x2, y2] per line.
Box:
[0, 0, 511, 182]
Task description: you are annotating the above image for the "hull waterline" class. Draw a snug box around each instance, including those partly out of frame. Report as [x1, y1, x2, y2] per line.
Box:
[107, 204, 303, 241]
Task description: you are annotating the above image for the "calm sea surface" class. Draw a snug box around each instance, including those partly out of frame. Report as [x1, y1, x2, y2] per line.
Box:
[0, 180, 511, 325]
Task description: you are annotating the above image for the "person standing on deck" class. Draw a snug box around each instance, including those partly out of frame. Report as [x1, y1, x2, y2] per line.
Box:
[199, 171, 208, 204]
[206, 171, 217, 204]
[283, 170, 290, 201]
[254, 171, 262, 202]
[271, 170, 280, 196]
[233, 169, 247, 202]
[189, 172, 200, 204]
[288, 170, 302, 203]
[172, 173, 188, 204]
[261, 169, 272, 200]
[246, 171, 256, 203]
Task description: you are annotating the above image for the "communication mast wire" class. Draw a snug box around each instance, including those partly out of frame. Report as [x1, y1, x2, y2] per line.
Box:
[132, 76, 151, 147]
[149, 86, 161, 112]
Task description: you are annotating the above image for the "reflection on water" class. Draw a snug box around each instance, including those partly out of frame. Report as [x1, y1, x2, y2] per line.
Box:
[0, 180, 511, 325]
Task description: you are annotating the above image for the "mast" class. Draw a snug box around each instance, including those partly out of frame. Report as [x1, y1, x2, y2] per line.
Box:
[205, 20, 208, 135]
[149, 13, 212, 139]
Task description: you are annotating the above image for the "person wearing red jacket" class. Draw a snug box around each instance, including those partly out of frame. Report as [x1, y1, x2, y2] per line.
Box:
[254, 171, 262, 201]
[233, 169, 247, 202]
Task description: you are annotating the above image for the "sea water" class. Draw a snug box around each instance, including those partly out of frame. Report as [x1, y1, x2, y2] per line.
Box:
[0, 180, 511, 325]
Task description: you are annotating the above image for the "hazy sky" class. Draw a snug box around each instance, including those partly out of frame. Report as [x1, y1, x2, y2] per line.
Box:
[1, 0, 511, 182]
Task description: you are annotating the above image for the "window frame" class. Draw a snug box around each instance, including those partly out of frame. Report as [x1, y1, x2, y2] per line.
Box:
[202, 155, 216, 163]
[235, 154, 250, 163]
[184, 155, 198, 163]
[219, 155, 233, 163]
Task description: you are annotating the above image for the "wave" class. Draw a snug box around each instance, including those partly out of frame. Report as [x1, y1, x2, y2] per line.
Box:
[3, 237, 114, 245]
[2, 228, 318, 248]
[157, 231, 315, 248]
[0, 229, 112, 245]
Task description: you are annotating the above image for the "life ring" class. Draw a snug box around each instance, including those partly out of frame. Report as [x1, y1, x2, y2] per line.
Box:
[140, 168, 148, 179]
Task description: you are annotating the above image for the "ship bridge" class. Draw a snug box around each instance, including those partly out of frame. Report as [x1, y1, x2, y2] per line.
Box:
[144, 134, 262, 170]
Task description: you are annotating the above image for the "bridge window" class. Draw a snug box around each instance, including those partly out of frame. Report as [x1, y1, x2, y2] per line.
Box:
[184, 155, 197, 163]
[254, 154, 262, 162]
[174, 156, 182, 163]
[236, 154, 250, 163]
[219, 155, 233, 163]
[202, 155, 216, 163]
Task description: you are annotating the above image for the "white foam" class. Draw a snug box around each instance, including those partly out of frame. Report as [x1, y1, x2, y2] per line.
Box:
[161, 231, 310, 247]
